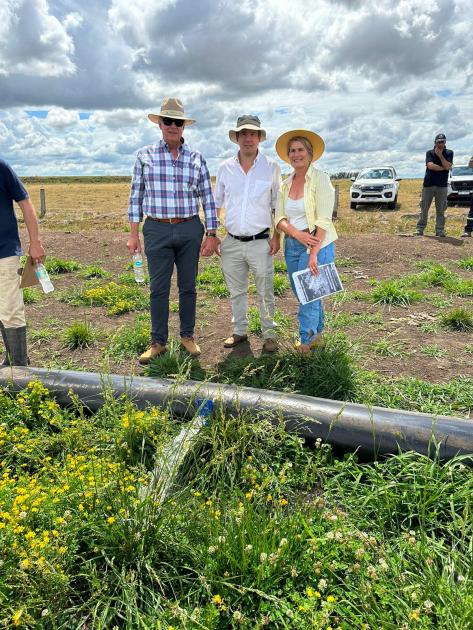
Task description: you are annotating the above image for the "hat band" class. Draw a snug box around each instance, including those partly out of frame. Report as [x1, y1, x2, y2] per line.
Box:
[159, 109, 188, 119]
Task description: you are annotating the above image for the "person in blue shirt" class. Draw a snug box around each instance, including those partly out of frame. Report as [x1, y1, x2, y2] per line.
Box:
[0, 158, 45, 365]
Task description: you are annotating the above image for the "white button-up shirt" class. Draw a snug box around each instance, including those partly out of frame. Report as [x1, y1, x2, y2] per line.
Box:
[214, 152, 281, 236]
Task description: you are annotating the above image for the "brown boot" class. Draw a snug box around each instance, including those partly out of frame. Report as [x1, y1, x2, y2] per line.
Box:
[180, 337, 201, 357]
[139, 342, 167, 365]
[223, 334, 248, 348]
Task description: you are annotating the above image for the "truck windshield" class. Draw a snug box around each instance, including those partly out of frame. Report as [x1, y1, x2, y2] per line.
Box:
[358, 169, 393, 180]
[451, 166, 473, 177]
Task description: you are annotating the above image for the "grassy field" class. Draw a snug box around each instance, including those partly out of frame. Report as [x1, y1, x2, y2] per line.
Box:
[1, 380, 473, 628]
[22, 177, 471, 236]
[2, 178, 473, 627]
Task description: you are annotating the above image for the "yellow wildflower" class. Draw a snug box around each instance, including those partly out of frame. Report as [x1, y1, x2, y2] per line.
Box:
[107, 516, 116, 524]
[12, 610, 23, 626]
[212, 594, 223, 606]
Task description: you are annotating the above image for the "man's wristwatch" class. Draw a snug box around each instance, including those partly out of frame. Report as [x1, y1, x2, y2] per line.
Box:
[206, 231, 216, 237]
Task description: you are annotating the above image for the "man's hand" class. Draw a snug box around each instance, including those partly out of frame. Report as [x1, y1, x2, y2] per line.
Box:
[28, 240, 45, 264]
[269, 233, 280, 255]
[127, 235, 141, 256]
[201, 236, 221, 257]
[434, 146, 444, 159]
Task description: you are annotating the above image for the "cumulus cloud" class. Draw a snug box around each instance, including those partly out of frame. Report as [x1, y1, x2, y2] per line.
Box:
[0, 0, 76, 77]
[46, 107, 80, 128]
[0, 0, 472, 176]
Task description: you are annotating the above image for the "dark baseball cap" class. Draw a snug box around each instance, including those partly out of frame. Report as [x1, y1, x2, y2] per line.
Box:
[435, 133, 446, 142]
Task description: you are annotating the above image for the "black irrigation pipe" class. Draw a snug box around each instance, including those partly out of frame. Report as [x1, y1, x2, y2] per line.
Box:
[1, 366, 472, 463]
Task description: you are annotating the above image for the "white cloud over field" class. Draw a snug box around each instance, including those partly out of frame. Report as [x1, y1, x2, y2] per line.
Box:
[0, 0, 472, 177]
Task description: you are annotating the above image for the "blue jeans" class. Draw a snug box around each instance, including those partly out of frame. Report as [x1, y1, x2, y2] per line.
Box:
[284, 238, 336, 344]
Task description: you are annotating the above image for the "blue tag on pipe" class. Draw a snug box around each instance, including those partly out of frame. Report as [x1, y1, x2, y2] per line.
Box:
[196, 398, 214, 419]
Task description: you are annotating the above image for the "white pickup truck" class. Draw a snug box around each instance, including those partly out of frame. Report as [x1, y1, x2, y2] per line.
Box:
[350, 166, 401, 210]
[447, 164, 473, 206]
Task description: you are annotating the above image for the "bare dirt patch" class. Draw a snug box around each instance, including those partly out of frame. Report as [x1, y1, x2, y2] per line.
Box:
[16, 228, 473, 383]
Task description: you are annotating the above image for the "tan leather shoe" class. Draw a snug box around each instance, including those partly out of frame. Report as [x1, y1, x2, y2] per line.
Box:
[262, 338, 278, 353]
[223, 334, 248, 348]
[180, 337, 201, 357]
[139, 343, 167, 365]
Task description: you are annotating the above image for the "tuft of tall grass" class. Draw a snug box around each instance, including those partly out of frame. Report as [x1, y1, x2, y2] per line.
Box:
[273, 273, 290, 295]
[370, 280, 422, 307]
[441, 307, 473, 332]
[79, 263, 110, 279]
[247, 306, 292, 335]
[62, 321, 95, 349]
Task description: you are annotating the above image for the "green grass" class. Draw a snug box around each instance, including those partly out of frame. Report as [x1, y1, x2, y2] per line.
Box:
[78, 263, 110, 279]
[197, 265, 230, 298]
[247, 307, 293, 335]
[373, 338, 409, 358]
[370, 280, 422, 307]
[59, 281, 149, 315]
[22, 287, 41, 304]
[1, 381, 473, 627]
[420, 344, 448, 358]
[44, 256, 82, 274]
[273, 259, 287, 273]
[444, 278, 473, 298]
[457, 256, 473, 271]
[62, 321, 95, 349]
[273, 274, 290, 296]
[327, 311, 384, 329]
[104, 315, 150, 361]
[441, 308, 473, 332]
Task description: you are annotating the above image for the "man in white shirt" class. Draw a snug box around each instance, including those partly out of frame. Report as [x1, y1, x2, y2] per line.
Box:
[215, 115, 281, 352]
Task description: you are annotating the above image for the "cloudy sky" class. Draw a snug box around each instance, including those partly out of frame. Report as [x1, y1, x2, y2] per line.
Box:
[1, 0, 472, 177]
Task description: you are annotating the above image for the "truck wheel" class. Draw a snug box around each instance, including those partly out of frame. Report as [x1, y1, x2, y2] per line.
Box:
[350, 202, 357, 210]
[387, 195, 397, 210]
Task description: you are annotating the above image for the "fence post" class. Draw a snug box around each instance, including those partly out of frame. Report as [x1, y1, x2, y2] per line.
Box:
[39, 188, 46, 218]
[332, 184, 339, 220]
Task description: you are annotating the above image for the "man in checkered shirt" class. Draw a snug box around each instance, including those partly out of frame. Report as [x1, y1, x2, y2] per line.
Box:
[127, 97, 219, 363]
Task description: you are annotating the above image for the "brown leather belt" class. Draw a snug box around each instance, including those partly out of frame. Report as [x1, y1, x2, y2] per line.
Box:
[146, 215, 196, 224]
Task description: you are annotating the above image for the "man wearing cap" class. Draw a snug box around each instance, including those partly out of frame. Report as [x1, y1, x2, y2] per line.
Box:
[214, 115, 281, 352]
[127, 97, 219, 363]
[415, 133, 453, 237]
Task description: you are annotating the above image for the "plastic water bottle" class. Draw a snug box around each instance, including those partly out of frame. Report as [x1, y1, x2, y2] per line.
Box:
[35, 263, 54, 293]
[132, 252, 145, 283]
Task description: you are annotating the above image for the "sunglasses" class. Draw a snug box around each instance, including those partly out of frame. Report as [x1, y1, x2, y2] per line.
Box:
[162, 117, 185, 127]
[436, 140, 446, 144]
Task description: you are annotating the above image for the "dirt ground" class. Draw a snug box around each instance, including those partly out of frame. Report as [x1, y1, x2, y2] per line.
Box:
[16, 228, 473, 383]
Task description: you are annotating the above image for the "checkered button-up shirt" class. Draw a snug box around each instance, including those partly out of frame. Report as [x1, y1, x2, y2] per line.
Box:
[127, 140, 217, 230]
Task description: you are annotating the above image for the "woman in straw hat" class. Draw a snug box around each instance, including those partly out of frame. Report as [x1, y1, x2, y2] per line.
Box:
[275, 129, 338, 352]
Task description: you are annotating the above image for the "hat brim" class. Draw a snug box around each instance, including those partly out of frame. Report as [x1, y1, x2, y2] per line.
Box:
[229, 124, 267, 144]
[148, 113, 195, 126]
[275, 129, 325, 163]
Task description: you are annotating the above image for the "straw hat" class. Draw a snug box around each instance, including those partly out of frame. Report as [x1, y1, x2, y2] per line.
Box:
[275, 129, 325, 163]
[229, 115, 267, 143]
[148, 97, 195, 126]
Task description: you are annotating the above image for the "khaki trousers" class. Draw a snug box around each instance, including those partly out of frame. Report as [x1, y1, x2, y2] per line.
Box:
[221, 235, 276, 338]
[0, 256, 26, 328]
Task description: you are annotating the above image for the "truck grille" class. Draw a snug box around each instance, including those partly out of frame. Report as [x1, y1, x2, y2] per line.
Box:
[451, 181, 473, 191]
[360, 185, 384, 192]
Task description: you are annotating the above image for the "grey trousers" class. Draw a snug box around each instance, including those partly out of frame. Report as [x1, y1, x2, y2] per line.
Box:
[143, 216, 204, 345]
[220, 235, 276, 338]
[416, 186, 447, 234]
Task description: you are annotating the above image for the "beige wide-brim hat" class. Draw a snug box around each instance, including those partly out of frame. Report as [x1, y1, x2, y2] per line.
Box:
[275, 129, 325, 163]
[148, 97, 195, 126]
[229, 115, 267, 143]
